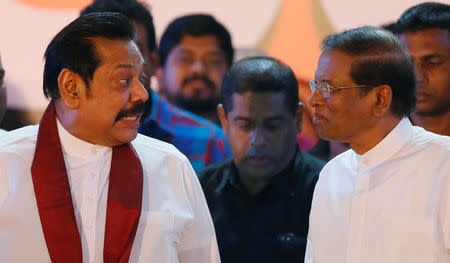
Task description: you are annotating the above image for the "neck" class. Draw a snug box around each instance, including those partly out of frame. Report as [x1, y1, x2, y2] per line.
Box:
[54, 100, 78, 136]
[410, 111, 450, 136]
[349, 115, 401, 155]
[240, 177, 271, 196]
[237, 151, 296, 196]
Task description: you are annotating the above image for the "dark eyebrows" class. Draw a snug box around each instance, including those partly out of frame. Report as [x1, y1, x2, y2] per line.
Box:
[233, 116, 251, 122]
[114, 63, 135, 70]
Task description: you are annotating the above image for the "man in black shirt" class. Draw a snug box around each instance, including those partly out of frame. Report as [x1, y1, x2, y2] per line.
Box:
[198, 56, 325, 263]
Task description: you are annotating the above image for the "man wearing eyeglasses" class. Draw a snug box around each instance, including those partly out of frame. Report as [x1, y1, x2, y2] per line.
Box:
[304, 26, 450, 263]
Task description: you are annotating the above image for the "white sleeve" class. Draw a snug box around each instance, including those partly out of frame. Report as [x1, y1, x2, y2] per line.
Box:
[304, 239, 313, 263]
[177, 158, 221, 263]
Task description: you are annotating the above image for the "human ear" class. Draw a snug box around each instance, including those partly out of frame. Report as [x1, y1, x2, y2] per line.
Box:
[295, 102, 304, 133]
[57, 69, 81, 109]
[217, 104, 228, 133]
[373, 84, 392, 117]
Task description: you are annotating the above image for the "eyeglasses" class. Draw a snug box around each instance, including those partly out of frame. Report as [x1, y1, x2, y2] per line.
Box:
[309, 81, 372, 98]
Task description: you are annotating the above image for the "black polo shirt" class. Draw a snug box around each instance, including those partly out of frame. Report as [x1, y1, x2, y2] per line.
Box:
[198, 147, 325, 263]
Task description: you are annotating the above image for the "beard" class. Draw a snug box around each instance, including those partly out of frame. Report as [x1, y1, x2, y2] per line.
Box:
[170, 73, 220, 114]
[173, 95, 220, 115]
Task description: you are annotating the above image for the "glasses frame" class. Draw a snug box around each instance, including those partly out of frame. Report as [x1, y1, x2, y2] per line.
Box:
[309, 81, 372, 98]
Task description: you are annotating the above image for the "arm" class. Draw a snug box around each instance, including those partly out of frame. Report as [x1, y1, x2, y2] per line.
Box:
[177, 158, 220, 263]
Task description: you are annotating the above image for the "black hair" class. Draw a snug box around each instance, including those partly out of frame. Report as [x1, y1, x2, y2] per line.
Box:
[221, 56, 298, 115]
[43, 12, 135, 99]
[80, 0, 156, 52]
[394, 2, 450, 33]
[321, 26, 416, 117]
[159, 14, 233, 67]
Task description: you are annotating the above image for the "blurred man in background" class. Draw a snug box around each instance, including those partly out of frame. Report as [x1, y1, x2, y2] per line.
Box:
[157, 14, 234, 125]
[395, 2, 450, 135]
[199, 56, 324, 263]
[0, 53, 6, 134]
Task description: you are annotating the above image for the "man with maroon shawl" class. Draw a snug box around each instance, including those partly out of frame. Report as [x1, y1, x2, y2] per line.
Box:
[0, 12, 219, 263]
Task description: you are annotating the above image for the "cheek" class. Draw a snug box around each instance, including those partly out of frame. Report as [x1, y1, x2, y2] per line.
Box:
[429, 68, 450, 92]
[228, 130, 250, 160]
[209, 68, 227, 84]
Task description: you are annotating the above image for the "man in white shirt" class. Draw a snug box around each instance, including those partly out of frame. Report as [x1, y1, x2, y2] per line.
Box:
[0, 13, 219, 263]
[0, 52, 7, 134]
[305, 26, 449, 263]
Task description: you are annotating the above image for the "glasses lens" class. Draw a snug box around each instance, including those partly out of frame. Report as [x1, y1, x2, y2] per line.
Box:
[309, 81, 316, 93]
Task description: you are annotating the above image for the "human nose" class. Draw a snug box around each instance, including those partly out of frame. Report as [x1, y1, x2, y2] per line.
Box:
[190, 60, 207, 75]
[249, 127, 267, 147]
[130, 81, 149, 103]
[308, 88, 325, 108]
[414, 62, 428, 89]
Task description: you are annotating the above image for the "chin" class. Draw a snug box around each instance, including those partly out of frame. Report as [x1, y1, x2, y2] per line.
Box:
[113, 131, 138, 146]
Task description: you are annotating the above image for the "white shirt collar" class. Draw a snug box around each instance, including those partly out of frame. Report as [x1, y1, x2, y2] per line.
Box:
[56, 117, 110, 159]
[353, 117, 413, 170]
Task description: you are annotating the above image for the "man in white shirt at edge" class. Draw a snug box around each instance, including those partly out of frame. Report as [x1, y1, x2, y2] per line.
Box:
[0, 13, 220, 263]
[305, 26, 449, 263]
[0, 52, 7, 135]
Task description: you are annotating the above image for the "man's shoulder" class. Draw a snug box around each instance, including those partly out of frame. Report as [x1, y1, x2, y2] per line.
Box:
[140, 96, 227, 142]
[296, 150, 326, 174]
[0, 125, 38, 151]
[319, 148, 353, 174]
[410, 126, 450, 151]
[197, 159, 234, 187]
[132, 133, 188, 162]
[154, 94, 222, 130]
[0, 125, 39, 168]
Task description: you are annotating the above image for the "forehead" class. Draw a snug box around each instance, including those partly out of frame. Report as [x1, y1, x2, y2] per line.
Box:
[92, 37, 144, 68]
[315, 50, 356, 83]
[398, 29, 449, 57]
[173, 35, 223, 55]
[228, 91, 289, 118]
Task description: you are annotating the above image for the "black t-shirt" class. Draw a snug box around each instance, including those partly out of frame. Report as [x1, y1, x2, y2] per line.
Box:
[198, 147, 325, 263]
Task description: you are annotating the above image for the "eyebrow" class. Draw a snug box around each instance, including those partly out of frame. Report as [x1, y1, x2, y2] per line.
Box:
[113, 62, 144, 72]
[233, 116, 250, 121]
[114, 64, 135, 70]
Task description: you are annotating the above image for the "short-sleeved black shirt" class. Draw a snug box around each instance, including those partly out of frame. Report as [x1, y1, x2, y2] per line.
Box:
[198, 147, 325, 263]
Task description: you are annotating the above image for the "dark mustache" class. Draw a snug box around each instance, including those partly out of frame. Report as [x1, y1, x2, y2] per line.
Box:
[181, 74, 216, 90]
[115, 102, 145, 121]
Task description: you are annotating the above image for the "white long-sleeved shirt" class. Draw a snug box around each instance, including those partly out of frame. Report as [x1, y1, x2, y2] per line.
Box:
[305, 118, 450, 263]
[0, 122, 220, 263]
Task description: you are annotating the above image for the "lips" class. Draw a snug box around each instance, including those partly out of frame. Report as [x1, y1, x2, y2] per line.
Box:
[416, 92, 431, 102]
[247, 155, 270, 166]
[121, 114, 140, 121]
[312, 112, 327, 123]
[117, 113, 142, 128]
